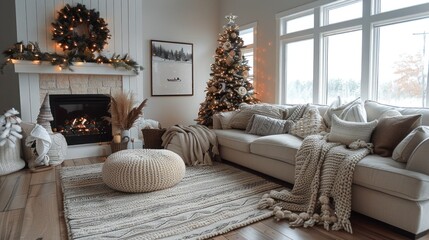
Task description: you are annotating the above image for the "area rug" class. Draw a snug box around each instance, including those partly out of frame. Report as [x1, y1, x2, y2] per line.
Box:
[60, 163, 283, 239]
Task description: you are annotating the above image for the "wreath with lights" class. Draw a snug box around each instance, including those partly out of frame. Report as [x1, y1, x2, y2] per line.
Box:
[0, 4, 143, 74]
[52, 3, 110, 54]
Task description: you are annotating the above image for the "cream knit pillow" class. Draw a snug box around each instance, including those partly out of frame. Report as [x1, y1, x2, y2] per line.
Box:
[290, 107, 326, 139]
[328, 114, 378, 145]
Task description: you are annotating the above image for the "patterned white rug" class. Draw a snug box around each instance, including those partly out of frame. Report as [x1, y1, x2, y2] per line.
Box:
[60, 163, 282, 239]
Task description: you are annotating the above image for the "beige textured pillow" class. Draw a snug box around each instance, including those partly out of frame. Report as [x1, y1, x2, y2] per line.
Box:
[218, 111, 238, 129]
[392, 126, 429, 163]
[230, 104, 286, 130]
[371, 114, 422, 157]
[245, 114, 290, 136]
[328, 114, 378, 145]
[290, 107, 326, 139]
[406, 138, 429, 175]
[323, 98, 365, 128]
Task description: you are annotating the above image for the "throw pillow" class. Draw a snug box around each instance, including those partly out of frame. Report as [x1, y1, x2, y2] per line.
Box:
[379, 110, 401, 119]
[323, 97, 365, 128]
[290, 107, 326, 139]
[218, 111, 238, 129]
[392, 126, 429, 163]
[245, 114, 291, 136]
[230, 103, 286, 130]
[328, 114, 378, 145]
[286, 104, 309, 122]
[371, 114, 422, 157]
[406, 138, 429, 175]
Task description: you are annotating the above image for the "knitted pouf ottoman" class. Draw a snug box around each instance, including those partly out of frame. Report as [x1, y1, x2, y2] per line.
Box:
[102, 149, 186, 193]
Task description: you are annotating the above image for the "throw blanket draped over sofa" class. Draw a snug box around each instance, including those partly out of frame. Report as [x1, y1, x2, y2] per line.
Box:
[162, 125, 219, 166]
[258, 135, 372, 233]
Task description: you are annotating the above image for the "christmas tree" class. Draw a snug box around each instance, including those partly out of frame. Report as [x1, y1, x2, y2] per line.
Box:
[196, 14, 259, 126]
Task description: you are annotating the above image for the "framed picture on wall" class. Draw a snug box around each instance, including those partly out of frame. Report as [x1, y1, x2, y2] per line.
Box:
[151, 40, 194, 96]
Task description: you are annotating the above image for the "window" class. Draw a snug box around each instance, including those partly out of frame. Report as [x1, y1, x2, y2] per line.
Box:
[240, 23, 257, 83]
[376, 0, 429, 13]
[284, 39, 314, 104]
[374, 18, 429, 107]
[277, 0, 429, 107]
[324, 30, 362, 103]
[285, 13, 314, 34]
[323, 0, 362, 25]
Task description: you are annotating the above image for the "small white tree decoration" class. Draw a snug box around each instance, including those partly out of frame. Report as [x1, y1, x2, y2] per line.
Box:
[0, 108, 23, 148]
[0, 108, 25, 176]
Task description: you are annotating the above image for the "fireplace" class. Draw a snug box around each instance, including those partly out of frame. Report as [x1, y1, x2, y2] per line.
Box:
[50, 94, 112, 145]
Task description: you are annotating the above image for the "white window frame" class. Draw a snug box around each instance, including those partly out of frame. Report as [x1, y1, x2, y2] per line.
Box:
[240, 22, 257, 84]
[276, 0, 429, 106]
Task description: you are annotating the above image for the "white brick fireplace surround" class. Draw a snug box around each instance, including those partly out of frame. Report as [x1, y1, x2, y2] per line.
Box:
[15, 61, 140, 159]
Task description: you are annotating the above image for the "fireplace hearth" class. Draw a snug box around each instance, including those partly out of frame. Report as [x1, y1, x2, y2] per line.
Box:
[50, 94, 112, 145]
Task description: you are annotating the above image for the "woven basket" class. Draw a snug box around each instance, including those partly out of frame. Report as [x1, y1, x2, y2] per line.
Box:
[142, 128, 166, 149]
[111, 140, 129, 153]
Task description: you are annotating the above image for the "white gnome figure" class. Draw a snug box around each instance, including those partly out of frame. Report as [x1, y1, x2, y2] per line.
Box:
[0, 108, 23, 148]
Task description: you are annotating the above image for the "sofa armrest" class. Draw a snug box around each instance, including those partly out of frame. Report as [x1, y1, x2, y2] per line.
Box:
[406, 137, 429, 175]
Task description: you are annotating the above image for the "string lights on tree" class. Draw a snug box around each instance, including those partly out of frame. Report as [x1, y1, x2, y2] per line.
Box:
[196, 14, 259, 126]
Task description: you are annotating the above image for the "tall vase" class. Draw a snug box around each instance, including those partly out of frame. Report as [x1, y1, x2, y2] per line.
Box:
[0, 142, 26, 176]
[121, 129, 130, 149]
[48, 133, 68, 166]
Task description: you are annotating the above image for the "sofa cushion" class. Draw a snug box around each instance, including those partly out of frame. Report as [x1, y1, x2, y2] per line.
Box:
[289, 107, 326, 139]
[328, 114, 377, 145]
[245, 114, 291, 136]
[406, 137, 429, 175]
[250, 134, 302, 165]
[354, 155, 429, 201]
[213, 129, 260, 153]
[371, 114, 422, 157]
[218, 111, 238, 129]
[323, 97, 364, 128]
[393, 126, 429, 163]
[230, 103, 286, 130]
[365, 100, 429, 125]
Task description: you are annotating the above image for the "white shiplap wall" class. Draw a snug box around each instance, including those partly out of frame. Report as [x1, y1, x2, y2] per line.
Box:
[14, 0, 144, 100]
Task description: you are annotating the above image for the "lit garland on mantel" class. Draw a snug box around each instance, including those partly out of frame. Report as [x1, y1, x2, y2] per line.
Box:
[1, 41, 143, 74]
[0, 3, 143, 74]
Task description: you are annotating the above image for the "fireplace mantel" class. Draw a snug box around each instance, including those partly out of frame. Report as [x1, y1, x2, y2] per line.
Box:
[13, 60, 137, 76]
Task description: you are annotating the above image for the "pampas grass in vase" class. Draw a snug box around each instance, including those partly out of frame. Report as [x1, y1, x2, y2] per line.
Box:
[106, 92, 148, 141]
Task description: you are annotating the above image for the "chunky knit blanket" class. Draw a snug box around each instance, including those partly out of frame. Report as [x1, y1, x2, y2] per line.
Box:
[162, 125, 219, 166]
[258, 135, 372, 233]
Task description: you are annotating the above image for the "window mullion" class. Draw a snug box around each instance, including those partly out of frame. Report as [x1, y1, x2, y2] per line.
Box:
[313, 6, 322, 104]
[361, 0, 372, 101]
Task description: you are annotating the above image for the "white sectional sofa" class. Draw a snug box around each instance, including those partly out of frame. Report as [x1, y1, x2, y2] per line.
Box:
[212, 100, 429, 238]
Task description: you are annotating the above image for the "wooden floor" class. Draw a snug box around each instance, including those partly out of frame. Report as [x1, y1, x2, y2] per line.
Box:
[0, 157, 428, 240]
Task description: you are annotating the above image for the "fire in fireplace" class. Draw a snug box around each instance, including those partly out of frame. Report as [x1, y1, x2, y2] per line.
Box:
[50, 94, 112, 145]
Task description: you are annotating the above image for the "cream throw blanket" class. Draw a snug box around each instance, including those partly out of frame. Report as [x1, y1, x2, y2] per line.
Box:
[258, 135, 372, 233]
[162, 125, 219, 166]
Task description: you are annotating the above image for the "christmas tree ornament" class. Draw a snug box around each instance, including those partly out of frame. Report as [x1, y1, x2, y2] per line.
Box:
[223, 41, 232, 50]
[237, 86, 248, 96]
